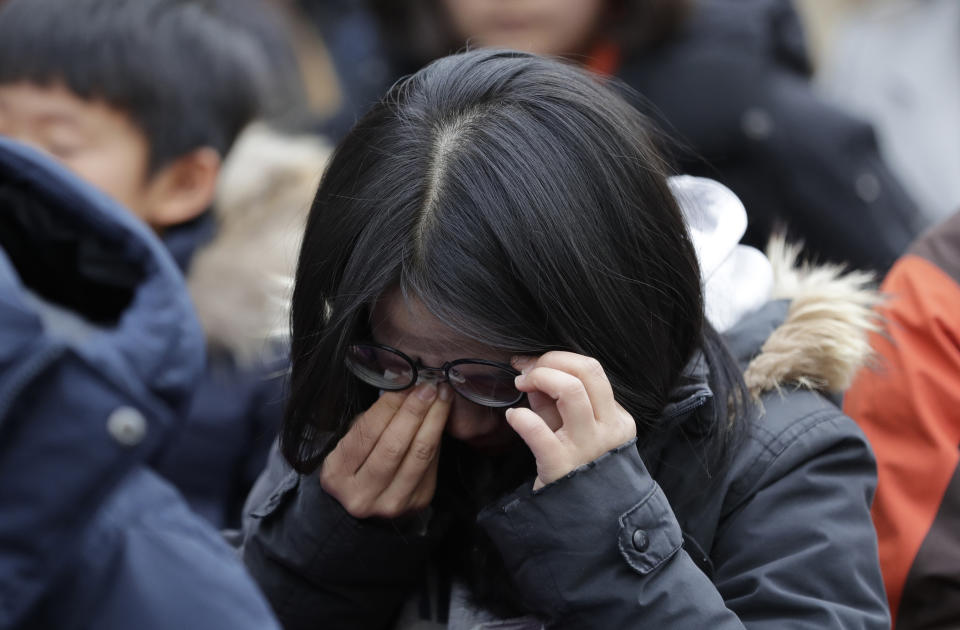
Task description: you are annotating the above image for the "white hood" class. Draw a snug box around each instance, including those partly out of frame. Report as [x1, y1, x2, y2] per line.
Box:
[669, 175, 773, 333]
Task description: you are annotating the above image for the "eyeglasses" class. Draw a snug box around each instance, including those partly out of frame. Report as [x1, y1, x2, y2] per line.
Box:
[345, 342, 523, 407]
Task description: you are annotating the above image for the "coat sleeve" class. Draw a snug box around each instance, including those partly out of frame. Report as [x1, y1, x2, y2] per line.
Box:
[45, 469, 283, 630]
[477, 407, 889, 629]
[844, 249, 960, 627]
[241, 447, 438, 630]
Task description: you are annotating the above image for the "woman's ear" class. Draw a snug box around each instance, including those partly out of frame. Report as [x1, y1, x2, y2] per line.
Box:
[141, 147, 221, 230]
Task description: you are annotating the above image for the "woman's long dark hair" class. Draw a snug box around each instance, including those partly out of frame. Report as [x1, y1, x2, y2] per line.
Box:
[283, 49, 746, 474]
[284, 49, 749, 615]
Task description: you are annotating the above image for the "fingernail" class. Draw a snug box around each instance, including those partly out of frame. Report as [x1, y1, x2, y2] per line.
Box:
[511, 356, 533, 372]
[438, 383, 452, 402]
[514, 374, 526, 387]
[417, 383, 437, 401]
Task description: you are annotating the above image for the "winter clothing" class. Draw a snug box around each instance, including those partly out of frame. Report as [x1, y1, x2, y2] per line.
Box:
[817, 0, 960, 224]
[844, 209, 960, 628]
[671, 175, 773, 333]
[240, 178, 888, 629]
[311, 0, 924, 272]
[0, 137, 280, 629]
[155, 124, 328, 527]
[614, 0, 924, 272]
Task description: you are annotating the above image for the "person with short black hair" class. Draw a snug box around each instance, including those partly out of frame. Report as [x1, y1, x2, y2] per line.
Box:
[0, 0, 310, 528]
[0, 0, 268, 218]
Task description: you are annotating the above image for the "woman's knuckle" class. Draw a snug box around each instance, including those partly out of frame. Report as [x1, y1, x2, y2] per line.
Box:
[410, 440, 437, 462]
[401, 394, 430, 415]
[538, 351, 559, 365]
[560, 380, 584, 398]
[376, 498, 404, 518]
[319, 470, 334, 491]
[342, 496, 371, 518]
[528, 419, 552, 440]
[583, 356, 605, 377]
[319, 464, 344, 489]
[381, 440, 406, 461]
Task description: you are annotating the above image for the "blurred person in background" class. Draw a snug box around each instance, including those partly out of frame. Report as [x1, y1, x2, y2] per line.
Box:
[0, 137, 281, 629]
[279, 0, 394, 139]
[817, 0, 960, 226]
[844, 209, 960, 629]
[312, 0, 925, 272]
[0, 0, 326, 529]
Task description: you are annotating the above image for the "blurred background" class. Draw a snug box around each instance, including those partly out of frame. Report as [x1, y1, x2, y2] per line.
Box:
[256, 0, 956, 270]
[0, 2, 954, 625]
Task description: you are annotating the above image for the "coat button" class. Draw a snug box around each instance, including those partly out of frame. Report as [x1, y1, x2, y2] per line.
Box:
[741, 107, 774, 140]
[632, 529, 650, 552]
[106, 406, 147, 446]
[855, 172, 881, 203]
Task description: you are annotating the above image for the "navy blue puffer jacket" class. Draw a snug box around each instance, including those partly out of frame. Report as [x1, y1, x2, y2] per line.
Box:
[0, 138, 279, 629]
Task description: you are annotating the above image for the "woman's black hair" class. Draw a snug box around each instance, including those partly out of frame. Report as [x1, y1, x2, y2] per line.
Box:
[368, 0, 693, 72]
[283, 49, 747, 475]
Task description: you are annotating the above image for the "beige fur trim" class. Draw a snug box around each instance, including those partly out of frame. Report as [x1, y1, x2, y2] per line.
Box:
[743, 237, 881, 398]
[187, 123, 330, 365]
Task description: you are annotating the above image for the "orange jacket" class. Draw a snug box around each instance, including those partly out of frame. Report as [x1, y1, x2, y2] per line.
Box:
[845, 210, 960, 628]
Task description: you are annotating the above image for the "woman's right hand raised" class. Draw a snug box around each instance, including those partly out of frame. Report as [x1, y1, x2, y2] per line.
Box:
[319, 383, 452, 520]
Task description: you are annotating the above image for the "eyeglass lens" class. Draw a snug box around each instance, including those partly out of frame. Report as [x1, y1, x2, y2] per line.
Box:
[345, 344, 521, 407]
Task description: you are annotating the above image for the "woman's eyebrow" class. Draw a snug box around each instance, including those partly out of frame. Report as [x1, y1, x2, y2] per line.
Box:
[374, 322, 491, 357]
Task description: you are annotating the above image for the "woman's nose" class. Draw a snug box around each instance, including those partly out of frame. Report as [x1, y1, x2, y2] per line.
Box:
[444, 405, 500, 441]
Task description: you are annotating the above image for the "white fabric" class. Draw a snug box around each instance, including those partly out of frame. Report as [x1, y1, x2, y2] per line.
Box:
[669, 175, 774, 333]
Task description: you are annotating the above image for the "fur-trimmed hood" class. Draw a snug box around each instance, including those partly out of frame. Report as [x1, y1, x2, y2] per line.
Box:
[186, 123, 330, 364]
[673, 175, 880, 399]
[740, 238, 880, 398]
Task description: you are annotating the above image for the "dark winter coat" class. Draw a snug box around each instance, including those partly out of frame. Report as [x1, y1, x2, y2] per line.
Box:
[314, 0, 924, 272]
[0, 138, 280, 629]
[240, 244, 889, 629]
[616, 0, 925, 272]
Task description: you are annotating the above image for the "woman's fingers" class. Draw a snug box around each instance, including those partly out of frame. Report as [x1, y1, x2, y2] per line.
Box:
[355, 383, 440, 488]
[409, 447, 442, 512]
[526, 390, 563, 431]
[376, 384, 452, 512]
[324, 390, 409, 475]
[514, 365, 595, 443]
[505, 407, 564, 477]
[322, 383, 450, 519]
[519, 351, 619, 422]
[509, 352, 637, 490]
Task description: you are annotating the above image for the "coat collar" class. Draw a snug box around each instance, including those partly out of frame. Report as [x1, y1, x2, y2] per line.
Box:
[0, 137, 205, 414]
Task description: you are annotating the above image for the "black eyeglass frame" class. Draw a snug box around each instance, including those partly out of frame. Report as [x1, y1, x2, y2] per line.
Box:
[345, 342, 524, 408]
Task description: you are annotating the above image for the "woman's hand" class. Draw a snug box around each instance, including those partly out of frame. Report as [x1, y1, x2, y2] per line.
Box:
[507, 352, 637, 490]
[320, 383, 452, 519]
